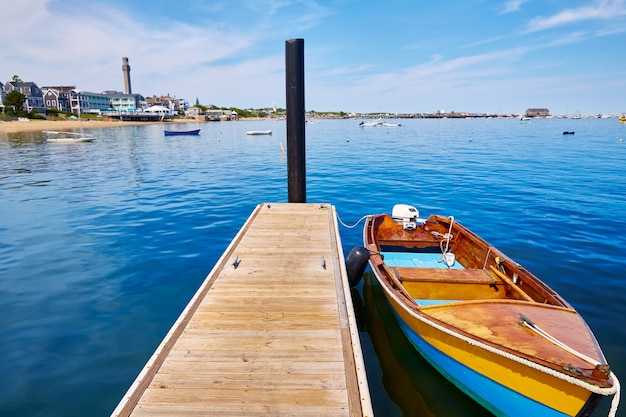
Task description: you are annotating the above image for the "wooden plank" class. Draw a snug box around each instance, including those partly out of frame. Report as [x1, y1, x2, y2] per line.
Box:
[111, 203, 372, 417]
[394, 267, 496, 284]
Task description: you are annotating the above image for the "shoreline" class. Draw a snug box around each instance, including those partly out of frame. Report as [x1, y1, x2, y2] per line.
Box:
[0, 118, 211, 134]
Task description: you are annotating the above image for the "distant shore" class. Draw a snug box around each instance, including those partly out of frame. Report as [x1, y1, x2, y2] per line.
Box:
[0, 118, 208, 134]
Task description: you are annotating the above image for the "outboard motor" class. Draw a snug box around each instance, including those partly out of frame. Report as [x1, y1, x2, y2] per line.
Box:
[345, 246, 369, 287]
[391, 204, 425, 231]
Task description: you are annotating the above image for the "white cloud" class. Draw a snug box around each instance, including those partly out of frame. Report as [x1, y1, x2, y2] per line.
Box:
[304, 48, 532, 113]
[547, 31, 589, 46]
[2, 0, 265, 97]
[527, 0, 626, 32]
[500, 0, 529, 15]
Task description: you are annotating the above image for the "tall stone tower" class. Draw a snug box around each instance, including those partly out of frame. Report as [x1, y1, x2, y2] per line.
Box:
[122, 57, 132, 94]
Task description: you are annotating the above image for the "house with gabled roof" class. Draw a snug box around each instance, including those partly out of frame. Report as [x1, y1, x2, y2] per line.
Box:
[42, 86, 74, 113]
[4, 81, 45, 114]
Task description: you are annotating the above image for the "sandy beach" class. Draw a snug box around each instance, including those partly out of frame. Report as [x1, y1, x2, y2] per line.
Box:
[0, 118, 203, 134]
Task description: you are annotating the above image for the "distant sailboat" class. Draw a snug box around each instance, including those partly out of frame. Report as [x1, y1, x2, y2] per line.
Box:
[44, 115, 96, 142]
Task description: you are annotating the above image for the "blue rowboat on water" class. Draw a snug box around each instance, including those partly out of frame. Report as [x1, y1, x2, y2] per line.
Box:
[347, 204, 620, 417]
[163, 128, 201, 136]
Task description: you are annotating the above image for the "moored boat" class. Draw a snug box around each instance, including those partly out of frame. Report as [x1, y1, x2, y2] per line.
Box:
[44, 130, 96, 143]
[351, 204, 620, 417]
[163, 128, 201, 136]
[359, 118, 383, 127]
[245, 130, 272, 135]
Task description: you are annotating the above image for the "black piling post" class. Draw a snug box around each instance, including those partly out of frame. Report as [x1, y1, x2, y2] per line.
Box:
[285, 38, 306, 203]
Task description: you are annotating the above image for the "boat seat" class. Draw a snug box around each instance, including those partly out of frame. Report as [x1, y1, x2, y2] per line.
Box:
[393, 267, 497, 284]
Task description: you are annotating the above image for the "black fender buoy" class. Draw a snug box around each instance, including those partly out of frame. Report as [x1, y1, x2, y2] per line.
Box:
[346, 246, 369, 287]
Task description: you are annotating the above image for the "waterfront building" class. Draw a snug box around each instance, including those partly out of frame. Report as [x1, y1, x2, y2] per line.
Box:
[186, 106, 205, 119]
[42, 86, 74, 113]
[144, 105, 172, 117]
[525, 108, 550, 117]
[0, 81, 4, 109]
[103, 91, 146, 112]
[69, 90, 111, 114]
[68, 90, 146, 115]
[146, 94, 187, 115]
[3, 81, 45, 114]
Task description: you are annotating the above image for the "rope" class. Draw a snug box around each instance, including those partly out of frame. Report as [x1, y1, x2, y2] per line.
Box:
[518, 314, 620, 416]
[337, 213, 370, 229]
[381, 286, 621, 416]
[483, 247, 492, 270]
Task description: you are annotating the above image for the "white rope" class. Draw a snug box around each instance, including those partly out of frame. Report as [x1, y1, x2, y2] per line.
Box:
[443, 216, 454, 254]
[380, 284, 620, 416]
[337, 213, 370, 229]
[483, 247, 492, 270]
[519, 314, 620, 417]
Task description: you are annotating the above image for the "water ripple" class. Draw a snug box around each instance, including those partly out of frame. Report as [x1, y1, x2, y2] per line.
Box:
[1, 118, 625, 417]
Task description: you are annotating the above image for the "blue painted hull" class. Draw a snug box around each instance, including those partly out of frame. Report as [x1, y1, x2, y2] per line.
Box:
[389, 306, 568, 417]
[164, 129, 201, 136]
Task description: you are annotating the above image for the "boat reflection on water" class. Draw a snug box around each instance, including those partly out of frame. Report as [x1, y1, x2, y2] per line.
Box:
[355, 272, 488, 417]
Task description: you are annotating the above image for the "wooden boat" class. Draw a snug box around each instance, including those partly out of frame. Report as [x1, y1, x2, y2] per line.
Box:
[163, 128, 201, 136]
[245, 130, 272, 135]
[351, 204, 620, 417]
[44, 130, 96, 143]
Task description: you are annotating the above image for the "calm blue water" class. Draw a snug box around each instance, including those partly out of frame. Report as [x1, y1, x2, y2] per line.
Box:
[1, 118, 625, 417]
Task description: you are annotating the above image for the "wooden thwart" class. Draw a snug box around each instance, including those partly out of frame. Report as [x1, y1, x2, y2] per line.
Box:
[393, 267, 496, 284]
[111, 203, 372, 417]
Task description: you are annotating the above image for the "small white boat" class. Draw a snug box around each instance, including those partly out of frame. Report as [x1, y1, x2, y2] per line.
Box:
[44, 130, 96, 143]
[246, 130, 272, 135]
[382, 122, 401, 127]
[359, 119, 383, 127]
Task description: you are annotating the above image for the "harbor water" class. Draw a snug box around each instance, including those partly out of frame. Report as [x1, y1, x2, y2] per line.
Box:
[1, 118, 625, 416]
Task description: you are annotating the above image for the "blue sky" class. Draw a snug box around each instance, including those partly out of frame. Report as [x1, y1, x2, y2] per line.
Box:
[2, 0, 625, 114]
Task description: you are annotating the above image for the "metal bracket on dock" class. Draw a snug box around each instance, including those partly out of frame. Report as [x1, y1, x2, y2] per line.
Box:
[232, 255, 241, 269]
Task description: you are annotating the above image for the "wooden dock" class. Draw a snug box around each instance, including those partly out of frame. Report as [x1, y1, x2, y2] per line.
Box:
[111, 202, 372, 417]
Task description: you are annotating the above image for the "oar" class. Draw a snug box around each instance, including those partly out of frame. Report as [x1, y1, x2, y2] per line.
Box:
[489, 265, 534, 302]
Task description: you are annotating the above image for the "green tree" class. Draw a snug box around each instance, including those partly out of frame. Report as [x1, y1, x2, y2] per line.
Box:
[12, 75, 22, 83]
[4, 90, 26, 116]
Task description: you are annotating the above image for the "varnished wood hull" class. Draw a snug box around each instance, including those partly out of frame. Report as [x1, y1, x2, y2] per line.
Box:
[364, 212, 616, 417]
